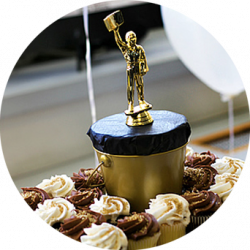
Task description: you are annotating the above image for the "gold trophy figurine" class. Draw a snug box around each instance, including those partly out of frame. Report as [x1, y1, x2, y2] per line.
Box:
[104, 10, 154, 126]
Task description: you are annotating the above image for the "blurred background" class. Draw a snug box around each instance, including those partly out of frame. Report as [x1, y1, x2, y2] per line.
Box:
[0, 1, 249, 190]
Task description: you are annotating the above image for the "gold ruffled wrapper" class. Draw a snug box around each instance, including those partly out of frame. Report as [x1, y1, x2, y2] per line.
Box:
[157, 222, 186, 245]
[128, 231, 161, 250]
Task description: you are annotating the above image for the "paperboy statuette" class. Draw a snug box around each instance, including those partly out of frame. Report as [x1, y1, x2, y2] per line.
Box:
[104, 10, 153, 126]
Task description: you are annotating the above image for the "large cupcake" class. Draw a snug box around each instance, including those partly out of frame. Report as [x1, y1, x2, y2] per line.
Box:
[185, 150, 218, 167]
[21, 187, 50, 210]
[182, 166, 217, 192]
[36, 174, 75, 198]
[59, 209, 106, 241]
[71, 168, 105, 190]
[209, 173, 239, 202]
[211, 156, 244, 175]
[89, 194, 130, 223]
[80, 222, 128, 250]
[145, 193, 190, 245]
[66, 187, 103, 210]
[182, 190, 221, 232]
[35, 197, 75, 227]
[117, 212, 161, 249]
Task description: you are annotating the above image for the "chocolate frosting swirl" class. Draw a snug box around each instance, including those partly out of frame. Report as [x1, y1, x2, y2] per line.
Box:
[21, 187, 50, 210]
[71, 168, 104, 190]
[60, 209, 106, 241]
[67, 188, 102, 210]
[75, 209, 106, 225]
[182, 190, 221, 216]
[185, 151, 218, 167]
[117, 212, 160, 240]
[59, 216, 89, 241]
[183, 166, 218, 191]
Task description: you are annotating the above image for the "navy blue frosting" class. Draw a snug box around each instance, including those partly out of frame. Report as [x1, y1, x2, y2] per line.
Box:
[87, 110, 191, 156]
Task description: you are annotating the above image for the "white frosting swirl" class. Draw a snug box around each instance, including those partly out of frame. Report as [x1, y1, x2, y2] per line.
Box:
[36, 174, 75, 198]
[81, 223, 127, 250]
[211, 156, 244, 175]
[185, 146, 194, 159]
[145, 194, 190, 226]
[209, 173, 239, 201]
[35, 197, 75, 226]
[89, 195, 130, 223]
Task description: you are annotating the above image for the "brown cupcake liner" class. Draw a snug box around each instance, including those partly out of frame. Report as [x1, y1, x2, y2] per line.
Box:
[186, 215, 211, 233]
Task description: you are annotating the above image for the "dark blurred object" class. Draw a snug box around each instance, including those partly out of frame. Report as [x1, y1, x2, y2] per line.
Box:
[15, 3, 163, 70]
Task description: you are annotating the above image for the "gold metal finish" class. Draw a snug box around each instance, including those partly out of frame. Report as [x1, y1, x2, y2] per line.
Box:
[104, 10, 153, 126]
[94, 144, 187, 212]
[100, 154, 111, 168]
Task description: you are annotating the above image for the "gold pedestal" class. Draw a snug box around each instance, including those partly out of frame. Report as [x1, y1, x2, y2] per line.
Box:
[125, 105, 153, 126]
[95, 145, 187, 212]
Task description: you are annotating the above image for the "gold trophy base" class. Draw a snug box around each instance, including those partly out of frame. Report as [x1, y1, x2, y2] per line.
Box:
[125, 105, 153, 126]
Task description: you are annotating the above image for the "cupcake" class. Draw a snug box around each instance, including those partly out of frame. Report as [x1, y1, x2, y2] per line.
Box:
[185, 150, 218, 167]
[21, 187, 50, 210]
[35, 197, 75, 227]
[36, 174, 75, 198]
[59, 209, 106, 241]
[211, 156, 244, 175]
[89, 194, 130, 223]
[117, 212, 161, 249]
[209, 173, 239, 202]
[80, 222, 128, 250]
[182, 166, 217, 192]
[182, 190, 221, 232]
[146, 193, 190, 245]
[66, 187, 102, 210]
[59, 216, 89, 241]
[71, 168, 105, 190]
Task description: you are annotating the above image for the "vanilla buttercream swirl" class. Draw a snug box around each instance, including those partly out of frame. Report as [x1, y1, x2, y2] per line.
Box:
[185, 146, 194, 159]
[209, 173, 239, 201]
[146, 194, 190, 226]
[89, 195, 130, 223]
[211, 156, 244, 175]
[80, 223, 128, 250]
[37, 174, 75, 198]
[35, 197, 75, 226]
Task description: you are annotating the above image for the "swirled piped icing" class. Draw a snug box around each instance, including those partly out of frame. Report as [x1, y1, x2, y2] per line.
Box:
[117, 212, 160, 240]
[211, 156, 244, 175]
[71, 168, 104, 190]
[36, 174, 75, 198]
[185, 146, 194, 157]
[60, 216, 89, 241]
[183, 166, 217, 191]
[59, 209, 106, 241]
[80, 223, 128, 250]
[145, 194, 190, 226]
[182, 190, 221, 215]
[209, 173, 239, 201]
[67, 187, 102, 210]
[185, 151, 218, 167]
[89, 195, 130, 223]
[35, 197, 75, 226]
[21, 187, 50, 210]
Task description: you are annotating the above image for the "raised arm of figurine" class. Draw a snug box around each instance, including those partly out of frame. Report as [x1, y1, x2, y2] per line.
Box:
[113, 28, 128, 55]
